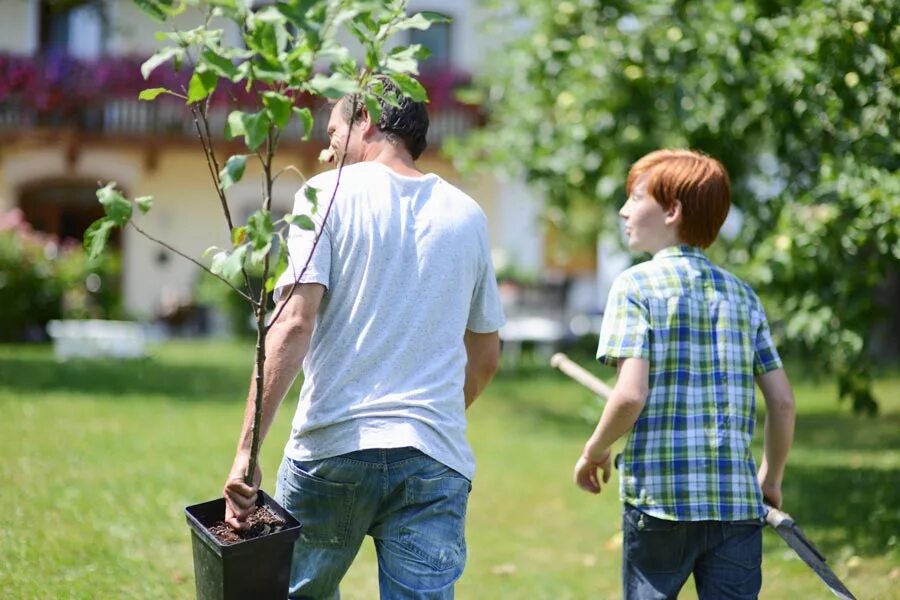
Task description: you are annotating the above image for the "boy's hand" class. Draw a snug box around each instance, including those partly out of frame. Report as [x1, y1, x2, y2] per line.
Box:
[758, 474, 783, 509]
[757, 460, 784, 508]
[574, 448, 612, 494]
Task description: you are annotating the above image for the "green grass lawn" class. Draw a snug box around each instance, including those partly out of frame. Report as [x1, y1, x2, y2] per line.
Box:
[1, 341, 897, 599]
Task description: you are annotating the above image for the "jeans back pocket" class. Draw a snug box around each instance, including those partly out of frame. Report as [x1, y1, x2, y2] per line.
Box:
[277, 457, 358, 548]
[623, 505, 687, 574]
[399, 471, 470, 571]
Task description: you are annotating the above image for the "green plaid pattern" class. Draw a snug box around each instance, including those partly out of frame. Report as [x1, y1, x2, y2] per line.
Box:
[597, 245, 782, 521]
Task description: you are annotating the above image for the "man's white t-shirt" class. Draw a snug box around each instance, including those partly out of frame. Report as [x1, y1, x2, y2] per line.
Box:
[274, 161, 505, 480]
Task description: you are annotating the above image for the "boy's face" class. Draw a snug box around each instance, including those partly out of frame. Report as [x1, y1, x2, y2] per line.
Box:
[619, 176, 680, 254]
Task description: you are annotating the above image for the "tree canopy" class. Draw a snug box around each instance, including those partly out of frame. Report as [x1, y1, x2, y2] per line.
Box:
[456, 0, 899, 413]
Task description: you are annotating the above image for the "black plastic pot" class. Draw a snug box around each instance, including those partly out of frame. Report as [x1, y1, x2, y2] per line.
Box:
[185, 490, 302, 600]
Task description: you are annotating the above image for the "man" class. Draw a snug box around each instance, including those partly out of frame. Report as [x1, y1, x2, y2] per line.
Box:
[574, 149, 795, 599]
[222, 76, 504, 599]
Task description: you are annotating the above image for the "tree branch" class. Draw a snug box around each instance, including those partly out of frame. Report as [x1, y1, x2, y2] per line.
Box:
[128, 221, 257, 306]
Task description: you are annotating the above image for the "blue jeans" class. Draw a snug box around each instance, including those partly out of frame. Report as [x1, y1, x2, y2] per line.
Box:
[274, 447, 471, 599]
[622, 504, 764, 600]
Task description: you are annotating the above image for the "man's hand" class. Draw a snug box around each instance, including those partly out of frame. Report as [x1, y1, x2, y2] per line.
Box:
[574, 448, 612, 494]
[223, 456, 262, 530]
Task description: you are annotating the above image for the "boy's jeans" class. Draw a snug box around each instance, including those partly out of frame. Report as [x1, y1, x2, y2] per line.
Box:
[274, 447, 470, 600]
[622, 504, 764, 600]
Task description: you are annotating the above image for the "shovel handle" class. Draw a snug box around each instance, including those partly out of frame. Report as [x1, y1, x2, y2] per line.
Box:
[764, 505, 794, 528]
[550, 353, 614, 399]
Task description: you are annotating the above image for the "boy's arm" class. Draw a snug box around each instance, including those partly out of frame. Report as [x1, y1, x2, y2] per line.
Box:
[755, 367, 796, 508]
[574, 357, 649, 494]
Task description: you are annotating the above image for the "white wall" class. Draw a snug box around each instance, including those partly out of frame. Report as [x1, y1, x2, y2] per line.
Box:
[0, 0, 39, 54]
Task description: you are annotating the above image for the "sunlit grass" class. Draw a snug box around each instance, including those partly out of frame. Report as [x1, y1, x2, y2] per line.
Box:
[1, 341, 897, 599]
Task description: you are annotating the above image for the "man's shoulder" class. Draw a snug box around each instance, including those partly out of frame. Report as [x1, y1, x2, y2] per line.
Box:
[443, 182, 487, 218]
[304, 163, 374, 191]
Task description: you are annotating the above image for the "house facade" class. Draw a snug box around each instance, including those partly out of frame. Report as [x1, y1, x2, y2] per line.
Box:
[1, 0, 597, 329]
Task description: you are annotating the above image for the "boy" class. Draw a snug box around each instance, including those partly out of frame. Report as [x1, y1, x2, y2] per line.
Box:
[574, 149, 795, 599]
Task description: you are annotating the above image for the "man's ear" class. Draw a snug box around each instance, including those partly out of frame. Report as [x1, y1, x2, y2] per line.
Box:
[665, 200, 682, 226]
[358, 106, 377, 138]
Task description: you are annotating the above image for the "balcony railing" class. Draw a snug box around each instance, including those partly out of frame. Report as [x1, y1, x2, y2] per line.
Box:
[0, 53, 481, 148]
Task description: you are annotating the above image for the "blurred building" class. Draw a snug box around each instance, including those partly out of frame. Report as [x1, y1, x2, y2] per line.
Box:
[0, 1, 600, 342]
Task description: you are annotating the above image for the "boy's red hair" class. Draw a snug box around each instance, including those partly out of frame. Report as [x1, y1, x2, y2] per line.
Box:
[625, 149, 731, 248]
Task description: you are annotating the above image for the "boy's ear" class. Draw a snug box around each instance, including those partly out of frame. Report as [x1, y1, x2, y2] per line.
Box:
[665, 200, 682, 226]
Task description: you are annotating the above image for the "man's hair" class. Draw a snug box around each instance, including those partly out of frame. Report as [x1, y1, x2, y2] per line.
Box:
[625, 149, 731, 248]
[341, 75, 429, 160]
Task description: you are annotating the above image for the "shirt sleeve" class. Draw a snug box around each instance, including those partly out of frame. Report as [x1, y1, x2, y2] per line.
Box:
[273, 183, 331, 302]
[752, 297, 783, 375]
[466, 230, 506, 333]
[596, 273, 650, 366]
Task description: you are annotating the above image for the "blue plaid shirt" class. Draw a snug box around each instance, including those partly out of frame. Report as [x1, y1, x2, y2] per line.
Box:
[597, 245, 782, 521]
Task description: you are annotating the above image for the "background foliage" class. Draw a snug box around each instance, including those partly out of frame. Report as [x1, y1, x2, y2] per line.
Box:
[0, 210, 120, 341]
[454, 0, 900, 413]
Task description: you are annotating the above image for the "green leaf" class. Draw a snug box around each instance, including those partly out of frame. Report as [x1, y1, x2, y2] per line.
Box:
[187, 69, 218, 103]
[208, 0, 238, 10]
[304, 185, 319, 210]
[226, 110, 271, 151]
[364, 96, 382, 126]
[245, 11, 286, 62]
[385, 44, 429, 74]
[225, 110, 246, 139]
[210, 246, 248, 283]
[263, 91, 293, 129]
[247, 210, 274, 250]
[266, 234, 289, 292]
[200, 49, 241, 82]
[135, 196, 154, 215]
[292, 107, 313, 140]
[138, 87, 171, 101]
[249, 241, 273, 267]
[96, 183, 133, 226]
[219, 154, 247, 191]
[133, 0, 167, 22]
[231, 226, 247, 246]
[390, 73, 428, 102]
[308, 73, 360, 99]
[141, 46, 184, 79]
[393, 12, 451, 32]
[285, 213, 315, 231]
[84, 219, 116, 262]
[203, 245, 224, 258]
[243, 111, 271, 151]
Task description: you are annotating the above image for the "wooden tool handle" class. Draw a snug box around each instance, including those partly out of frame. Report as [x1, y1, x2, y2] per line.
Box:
[550, 353, 614, 399]
[764, 505, 794, 528]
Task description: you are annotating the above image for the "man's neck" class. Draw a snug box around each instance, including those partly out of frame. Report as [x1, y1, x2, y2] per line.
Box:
[362, 144, 422, 177]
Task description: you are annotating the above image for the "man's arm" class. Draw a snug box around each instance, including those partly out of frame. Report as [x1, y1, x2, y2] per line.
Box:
[755, 368, 795, 508]
[574, 357, 649, 494]
[463, 330, 500, 409]
[223, 284, 324, 529]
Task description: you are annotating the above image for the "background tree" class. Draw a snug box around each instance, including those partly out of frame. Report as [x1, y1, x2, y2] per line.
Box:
[454, 0, 899, 413]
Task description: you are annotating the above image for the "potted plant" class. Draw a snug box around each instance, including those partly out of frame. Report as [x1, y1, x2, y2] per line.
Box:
[84, 1, 445, 597]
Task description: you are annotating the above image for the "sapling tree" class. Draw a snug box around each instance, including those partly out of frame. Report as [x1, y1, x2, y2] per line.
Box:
[86, 0, 446, 498]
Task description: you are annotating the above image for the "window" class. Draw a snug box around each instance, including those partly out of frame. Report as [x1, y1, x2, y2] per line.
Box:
[39, 0, 105, 59]
[19, 179, 111, 244]
[408, 16, 451, 69]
